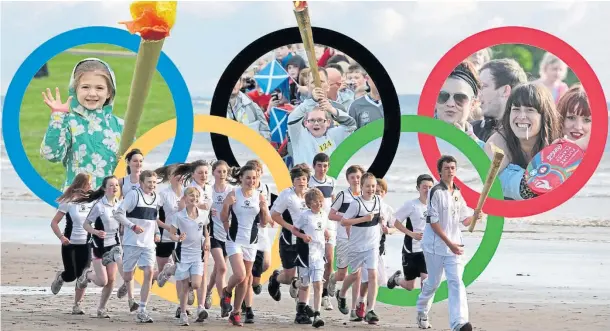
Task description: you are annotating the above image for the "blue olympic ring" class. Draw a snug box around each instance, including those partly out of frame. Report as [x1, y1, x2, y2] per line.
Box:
[2, 26, 194, 207]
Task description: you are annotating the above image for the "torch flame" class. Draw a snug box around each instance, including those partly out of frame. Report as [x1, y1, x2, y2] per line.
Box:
[119, 1, 177, 41]
[293, 1, 308, 11]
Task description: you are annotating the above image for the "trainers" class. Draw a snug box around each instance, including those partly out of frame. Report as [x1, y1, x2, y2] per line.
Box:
[51, 271, 64, 295]
[174, 307, 192, 319]
[304, 305, 315, 317]
[454, 322, 473, 331]
[312, 312, 325, 328]
[289, 278, 299, 299]
[252, 283, 262, 295]
[387, 270, 402, 289]
[102, 246, 122, 266]
[117, 282, 128, 299]
[417, 311, 431, 329]
[336, 290, 348, 315]
[356, 302, 365, 319]
[220, 288, 233, 318]
[128, 298, 139, 312]
[244, 307, 255, 324]
[187, 284, 195, 305]
[179, 312, 189, 326]
[136, 310, 154, 323]
[72, 303, 84, 315]
[156, 262, 174, 288]
[349, 309, 362, 322]
[322, 296, 333, 310]
[365, 310, 379, 324]
[195, 307, 208, 322]
[267, 270, 281, 301]
[75, 267, 91, 289]
[97, 308, 110, 318]
[204, 290, 213, 309]
[295, 312, 312, 325]
[327, 273, 337, 295]
[229, 311, 243, 326]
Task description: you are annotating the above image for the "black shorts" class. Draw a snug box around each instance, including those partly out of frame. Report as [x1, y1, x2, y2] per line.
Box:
[92, 244, 119, 260]
[402, 251, 427, 281]
[61, 244, 91, 282]
[279, 241, 298, 270]
[156, 242, 176, 258]
[210, 237, 227, 257]
[251, 250, 266, 278]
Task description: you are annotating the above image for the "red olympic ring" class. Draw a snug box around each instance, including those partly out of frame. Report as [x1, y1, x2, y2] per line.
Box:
[417, 26, 608, 217]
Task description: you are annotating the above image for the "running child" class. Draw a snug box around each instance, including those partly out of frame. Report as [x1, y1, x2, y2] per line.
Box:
[49, 173, 94, 315]
[356, 178, 397, 319]
[291, 187, 330, 327]
[307, 153, 336, 311]
[75, 175, 123, 318]
[220, 164, 272, 326]
[267, 164, 311, 314]
[387, 174, 434, 292]
[328, 165, 364, 320]
[170, 187, 211, 326]
[338, 172, 382, 324]
[154, 163, 191, 318]
[201, 160, 233, 313]
[113, 170, 162, 323]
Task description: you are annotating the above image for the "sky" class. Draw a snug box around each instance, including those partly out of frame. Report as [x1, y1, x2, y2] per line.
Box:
[1, 0, 609, 99]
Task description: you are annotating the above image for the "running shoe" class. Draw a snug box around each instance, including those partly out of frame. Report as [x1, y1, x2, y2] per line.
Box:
[96, 308, 110, 318]
[156, 262, 174, 287]
[220, 288, 233, 318]
[252, 283, 262, 295]
[75, 267, 91, 289]
[349, 309, 362, 322]
[72, 303, 84, 315]
[387, 270, 402, 289]
[336, 290, 348, 315]
[195, 307, 208, 322]
[229, 311, 243, 326]
[128, 298, 139, 312]
[327, 272, 337, 295]
[51, 271, 64, 295]
[289, 278, 299, 299]
[178, 312, 189, 326]
[244, 307, 255, 324]
[356, 302, 366, 319]
[312, 311, 325, 328]
[417, 311, 431, 329]
[267, 270, 281, 301]
[454, 322, 473, 331]
[365, 310, 379, 324]
[322, 296, 334, 310]
[204, 290, 213, 309]
[117, 282, 128, 299]
[136, 310, 154, 323]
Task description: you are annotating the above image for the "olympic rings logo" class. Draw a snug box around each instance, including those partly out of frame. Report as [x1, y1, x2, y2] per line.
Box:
[2, 25, 607, 307]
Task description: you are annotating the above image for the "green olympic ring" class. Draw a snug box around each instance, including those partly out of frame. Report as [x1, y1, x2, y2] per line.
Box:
[328, 115, 505, 306]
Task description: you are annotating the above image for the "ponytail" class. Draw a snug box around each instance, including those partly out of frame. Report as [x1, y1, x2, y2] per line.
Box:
[73, 175, 118, 204]
[173, 160, 210, 184]
[155, 163, 183, 184]
[56, 173, 91, 203]
[228, 164, 258, 186]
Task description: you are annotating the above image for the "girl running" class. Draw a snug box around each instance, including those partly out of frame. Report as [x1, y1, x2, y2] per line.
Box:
[220, 164, 272, 326]
[40, 58, 123, 191]
[49, 173, 94, 315]
[74, 175, 122, 318]
[154, 163, 190, 318]
[170, 187, 211, 326]
[202, 160, 233, 314]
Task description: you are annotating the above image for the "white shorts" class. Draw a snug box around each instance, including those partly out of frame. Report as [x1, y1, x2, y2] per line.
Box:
[225, 241, 257, 262]
[335, 239, 349, 269]
[348, 248, 379, 275]
[361, 254, 386, 285]
[298, 266, 324, 287]
[325, 229, 336, 246]
[122, 245, 156, 273]
[174, 260, 204, 281]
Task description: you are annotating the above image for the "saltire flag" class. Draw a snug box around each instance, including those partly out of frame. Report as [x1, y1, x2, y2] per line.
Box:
[269, 107, 289, 144]
[254, 59, 291, 98]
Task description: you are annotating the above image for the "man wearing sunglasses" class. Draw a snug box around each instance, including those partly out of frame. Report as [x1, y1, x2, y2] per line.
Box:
[472, 59, 527, 142]
[286, 68, 357, 168]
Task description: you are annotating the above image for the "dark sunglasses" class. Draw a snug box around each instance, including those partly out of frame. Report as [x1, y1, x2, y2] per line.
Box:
[437, 91, 470, 106]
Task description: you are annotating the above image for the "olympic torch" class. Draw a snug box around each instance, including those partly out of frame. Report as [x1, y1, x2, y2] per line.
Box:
[117, 1, 177, 157]
[293, 1, 321, 88]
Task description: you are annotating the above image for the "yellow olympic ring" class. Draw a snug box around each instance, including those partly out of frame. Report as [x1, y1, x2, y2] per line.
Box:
[114, 115, 290, 306]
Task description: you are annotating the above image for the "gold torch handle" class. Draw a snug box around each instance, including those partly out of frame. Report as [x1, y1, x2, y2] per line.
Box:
[293, 1, 321, 88]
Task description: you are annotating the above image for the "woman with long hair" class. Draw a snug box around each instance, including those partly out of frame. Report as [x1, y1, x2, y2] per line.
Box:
[49, 173, 94, 315]
[220, 164, 271, 326]
[73, 175, 122, 318]
[485, 83, 562, 200]
[553, 84, 591, 151]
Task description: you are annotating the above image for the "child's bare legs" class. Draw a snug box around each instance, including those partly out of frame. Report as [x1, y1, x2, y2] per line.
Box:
[365, 269, 377, 312]
[313, 281, 323, 312]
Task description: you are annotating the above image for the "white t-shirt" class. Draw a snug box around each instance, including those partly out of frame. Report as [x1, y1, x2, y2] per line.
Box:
[121, 176, 140, 198]
[227, 188, 264, 247]
[256, 182, 272, 251]
[57, 201, 93, 245]
[422, 183, 472, 256]
[330, 188, 359, 240]
[86, 196, 120, 247]
[158, 186, 182, 243]
[294, 210, 327, 269]
[308, 175, 336, 231]
[271, 187, 308, 246]
[172, 208, 209, 263]
[187, 181, 212, 222]
[211, 183, 234, 242]
[394, 198, 427, 253]
[342, 195, 382, 253]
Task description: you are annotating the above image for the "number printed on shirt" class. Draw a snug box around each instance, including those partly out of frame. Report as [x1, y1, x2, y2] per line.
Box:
[318, 139, 334, 153]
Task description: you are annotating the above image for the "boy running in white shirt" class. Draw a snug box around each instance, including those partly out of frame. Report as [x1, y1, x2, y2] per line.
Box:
[113, 170, 162, 323]
[307, 152, 336, 311]
[387, 174, 434, 291]
[291, 187, 329, 328]
[170, 187, 210, 326]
